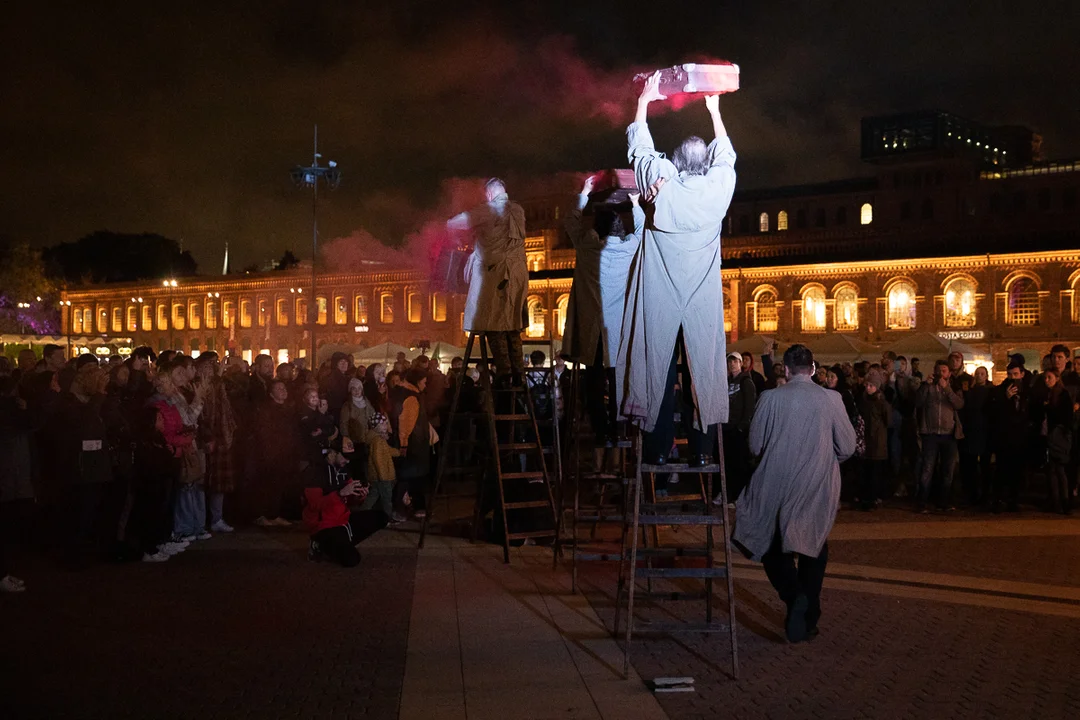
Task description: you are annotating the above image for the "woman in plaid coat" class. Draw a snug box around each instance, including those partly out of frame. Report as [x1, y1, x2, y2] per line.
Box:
[196, 353, 238, 533]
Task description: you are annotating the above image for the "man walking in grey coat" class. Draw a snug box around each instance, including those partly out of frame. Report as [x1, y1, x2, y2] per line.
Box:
[734, 344, 857, 643]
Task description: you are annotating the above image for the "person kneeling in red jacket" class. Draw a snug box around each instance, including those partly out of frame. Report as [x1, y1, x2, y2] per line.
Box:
[302, 436, 388, 567]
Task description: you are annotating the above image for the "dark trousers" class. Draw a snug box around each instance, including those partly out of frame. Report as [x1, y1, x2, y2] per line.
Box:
[313, 509, 389, 567]
[134, 481, 170, 555]
[917, 434, 958, 507]
[485, 331, 524, 378]
[959, 450, 992, 505]
[642, 329, 712, 460]
[722, 425, 749, 500]
[993, 450, 1025, 507]
[585, 341, 617, 445]
[859, 459, 887, 508]
[1048, 462, 1071, 512]
[761, 533, 829, 631]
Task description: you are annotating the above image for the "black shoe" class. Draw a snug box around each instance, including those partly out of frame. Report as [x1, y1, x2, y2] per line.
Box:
[806, 625, 820, 641]
[785, 594, 808, 643]
[688, 454, 710, 468]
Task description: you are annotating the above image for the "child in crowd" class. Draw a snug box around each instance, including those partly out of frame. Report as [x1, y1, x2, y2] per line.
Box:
[363, 412, 405, 523]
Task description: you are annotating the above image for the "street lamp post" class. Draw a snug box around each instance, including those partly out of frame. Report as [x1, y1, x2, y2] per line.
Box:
[291, 125, 340, 366]
[60, 300, 72, 357]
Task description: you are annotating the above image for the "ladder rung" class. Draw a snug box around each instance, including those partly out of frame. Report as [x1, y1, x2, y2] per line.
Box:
[503, 500, 551, 510]
[494, 414, 531, 421]
[639, 502, 708, 513]
[622, 590, 710, 601]
[573, 515, 624, 523]
[634, 547, 711, 558]
[637, 515, 726, 525]
[498, 443, 539, 451]
[574, 551, 623, 561]
[500, 471, 546, 480]
[506, 530, 556, 540]
[632, 567, 728, 579]
[641, 463, 720, 474]
[581, 472, 622, 480]
[632, 621, 730, 634]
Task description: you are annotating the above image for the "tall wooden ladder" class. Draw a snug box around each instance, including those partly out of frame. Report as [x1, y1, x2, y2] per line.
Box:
[419, 332, 559, 564]
[613, 427, 739, 679]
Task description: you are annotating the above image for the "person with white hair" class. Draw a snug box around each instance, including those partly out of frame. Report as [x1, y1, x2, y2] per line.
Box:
[447, 178, 528, 384]
[616, 72, 738, 466]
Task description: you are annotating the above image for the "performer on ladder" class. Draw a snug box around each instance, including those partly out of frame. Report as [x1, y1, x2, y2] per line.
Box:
[447, 178, 528, 386]
[561, 177, 643, 450]
[616, 71, 737, 466]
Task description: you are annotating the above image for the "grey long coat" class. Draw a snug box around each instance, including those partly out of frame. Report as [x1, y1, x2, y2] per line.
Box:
[449, 195, 528, 332]
[561, 193, 644, 366]
[734, 375, 857, 561]
[616, 121, 737, 432]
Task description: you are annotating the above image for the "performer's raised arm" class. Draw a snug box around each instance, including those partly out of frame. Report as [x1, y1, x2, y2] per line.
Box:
[446, 211, 471, 232]
[628, 193, 645, 240]
[563, 176, 595, 249]
[703, 95, 737, 204]
[628, 71, 675, 200]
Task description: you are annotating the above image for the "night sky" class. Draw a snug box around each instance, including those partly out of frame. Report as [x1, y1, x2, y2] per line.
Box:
[2, 1, 1076, 272]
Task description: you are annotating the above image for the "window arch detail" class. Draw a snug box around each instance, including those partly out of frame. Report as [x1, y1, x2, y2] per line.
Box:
[758, 212, 769, 233]
[860, 202, 873, 225]
[833, 283, 858, 332]
[1005, 272, 1041, 327]
[800, 284, 826, 332]
[751, 285, 779, 333]
[942, 275, 977, 328]
[885, 278, 917, 330]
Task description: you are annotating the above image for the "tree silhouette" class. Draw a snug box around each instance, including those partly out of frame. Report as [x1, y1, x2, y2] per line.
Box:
[44, 231, 197, 286]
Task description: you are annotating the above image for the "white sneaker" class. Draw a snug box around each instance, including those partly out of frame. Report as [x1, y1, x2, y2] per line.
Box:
[0, 575, 27, 593]
[142, 551, 170, 563]
[211, 520, 234, 533]
[255, 516, 274, 527]
[179, 534, 197, 542]
[270, 517, 293, 527]
[196, 531, 212, 540]
[159, 542, 188, 555]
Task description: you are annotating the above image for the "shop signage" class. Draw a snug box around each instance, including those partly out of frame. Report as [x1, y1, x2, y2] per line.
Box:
[938, 330, 984, 341]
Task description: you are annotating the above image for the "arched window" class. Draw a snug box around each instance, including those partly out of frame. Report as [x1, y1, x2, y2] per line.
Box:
[73, 309, 83, 334]
[753, 288, 778, 333]
[205, 301, 218, 329]
[157, 304, 168, 331]
[379, 292, 393, 324]
[431, 292, 447, 322]
[759, 212, 769, 233]
[355, 295, 369, 324]
[172, 303, 185, 331]
[334, 295, 347, 325]
[126, 306, 138, 332]
[723, 288, 732, 333]
[943, 277, 976, 328]
[189, 301, 201, 330]
[141, 305, 153, 331]
[834, 286, 858, 331]
[777, 211, 788, 231]
[407, 292, 422, 323]
[1007, 277, 1040, 326]
[860, 202, 873, 225]
[315, 296, 327, 325]
[239, 300, 251, 328]
[276, 298, 288, 326]
[801, 286, 826, 332]
[111, 307, 122, 333]
[526, 296, 545, 338]
[555, 294, 569, 337]
[294, 298, 307, 326]
[886, 280, 917, 329]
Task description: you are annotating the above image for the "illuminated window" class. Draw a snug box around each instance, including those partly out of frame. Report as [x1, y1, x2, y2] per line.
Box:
[834, 286, 858, 332]
[526, 296, 545, 338]
[257, 299, 268, 327]
[801, 286, 826, 332]
[943, 278, 976, 328]
[753, 289, 778, 333]
[723, 287, 732, 333]
[431, 292, 447, 322]
[407, 292, 422, 323]
[295, 297, 307, 325]
[555, 294, 569, 337]
[276, 299, 288, 326]
[380, 292, 393, 323]
[189, 302, 201, 330]
[777, 211, 788, 231]
[73, 309, 83, 334]
[111, 307, 122, 333]
[206, 301, 218, 329]
[860, 203, 873, 225]
[172, 303, 185, 331]
[1007, 277, 1040, 326]
[355, 295, 368, 324]
[277, 349, 289, 366]
[157, 304, 168, 331]
[97, 308, 107, 333]
[886, 280, 917, 330]
[759, 212, 769, 233]
[334, 295, 347, 325]
[126, 306, 137, 332]
[141, 305, 152, 331]
[315, 296, 327, 325]
[528, 253, 544, 271]
[239, 300, 252, 328]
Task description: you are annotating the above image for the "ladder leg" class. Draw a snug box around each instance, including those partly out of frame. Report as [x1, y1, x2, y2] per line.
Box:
[623, 436, 644, 679]
[716, 423, 739, 679]
[420, 332, 475, 549]
[478, 335, 513, 564]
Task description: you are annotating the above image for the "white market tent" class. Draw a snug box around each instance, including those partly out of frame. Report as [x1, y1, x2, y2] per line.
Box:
[883, 332, 984, 363]
[800, 334, 880, 365]
[353, 342, 419, 365]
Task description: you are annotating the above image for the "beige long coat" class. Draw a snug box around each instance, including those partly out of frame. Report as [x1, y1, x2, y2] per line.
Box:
[616, 121, 737, 432]
[449, 195, 528, 332]
[561, 193, 644, 366]
[733, 375, 858, 561]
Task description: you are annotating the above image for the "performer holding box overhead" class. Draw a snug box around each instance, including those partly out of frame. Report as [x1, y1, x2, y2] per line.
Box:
[447, 178, 528, 383]
[616, 71, 737, 466]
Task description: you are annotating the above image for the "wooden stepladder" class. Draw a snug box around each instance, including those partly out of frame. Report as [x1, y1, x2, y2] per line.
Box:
[419, 332, 559, 563]
[613, 426, 739, 679]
